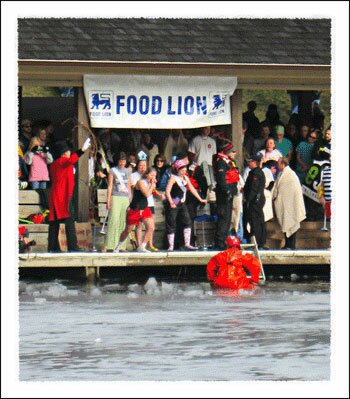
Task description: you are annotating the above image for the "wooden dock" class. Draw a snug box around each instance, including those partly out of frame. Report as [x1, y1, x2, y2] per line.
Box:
[19, 249, 331, 280]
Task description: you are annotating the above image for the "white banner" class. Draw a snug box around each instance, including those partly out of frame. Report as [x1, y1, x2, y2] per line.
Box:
[83, 74, 237, 129]
[302, 184, 321, 203]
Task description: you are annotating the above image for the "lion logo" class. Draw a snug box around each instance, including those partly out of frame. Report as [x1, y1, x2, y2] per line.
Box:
[212, 94, 226, 110]
[91, 93, 111, 110]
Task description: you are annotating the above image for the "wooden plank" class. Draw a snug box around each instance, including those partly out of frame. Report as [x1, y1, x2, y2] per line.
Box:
[18, 62, 331, 91]
[18, 249, 331, 268]
[18, 190, 41, 204]
[97, 189, 107, 203]
[19, 224, 49, 233]
[98, 203, 107, 217]
[19, 205, 43, 218]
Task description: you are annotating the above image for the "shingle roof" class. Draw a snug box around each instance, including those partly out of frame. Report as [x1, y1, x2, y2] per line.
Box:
[18, 18, 331, 65]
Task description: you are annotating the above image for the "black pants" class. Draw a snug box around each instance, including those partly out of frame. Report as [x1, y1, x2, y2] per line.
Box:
[48, 216, 79, 252]
[214, 199, 233, 249]
[186, 197, 200, 246]
[48, 202, 78, 252]
[243, 204, 266, 247]
[165, 203, 192, 234]
[284, 232, 297, 249]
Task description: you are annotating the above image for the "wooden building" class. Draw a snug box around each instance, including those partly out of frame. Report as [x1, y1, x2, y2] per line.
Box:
[18, 18, 331, 221]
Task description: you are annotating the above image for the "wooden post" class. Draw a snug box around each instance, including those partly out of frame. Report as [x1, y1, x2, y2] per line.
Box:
[231, 89, 243, 171]
[85, 266, 97, 283]
[75, 87, 90, 222]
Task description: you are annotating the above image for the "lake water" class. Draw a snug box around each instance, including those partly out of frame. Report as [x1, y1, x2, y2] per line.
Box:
[19, 277, 330, 381]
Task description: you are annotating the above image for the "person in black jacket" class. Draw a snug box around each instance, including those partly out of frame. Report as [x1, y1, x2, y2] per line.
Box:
[243, 153, 267, 249]
[213, 142, 240, 250]
[185, 152, 208, 246]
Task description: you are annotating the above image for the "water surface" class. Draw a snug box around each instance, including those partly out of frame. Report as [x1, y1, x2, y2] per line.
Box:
[19, 278, 330, 381]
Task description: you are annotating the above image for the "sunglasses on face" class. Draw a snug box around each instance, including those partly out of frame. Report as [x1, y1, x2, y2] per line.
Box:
[310, 136, 317, 140]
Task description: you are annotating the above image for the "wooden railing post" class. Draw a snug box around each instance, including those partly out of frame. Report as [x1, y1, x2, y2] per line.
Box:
[75, 87, 90, 222]
[231, 89, 243, 172]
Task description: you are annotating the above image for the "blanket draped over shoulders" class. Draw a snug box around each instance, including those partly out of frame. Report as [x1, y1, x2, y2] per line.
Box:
[272, 166, 306, 237]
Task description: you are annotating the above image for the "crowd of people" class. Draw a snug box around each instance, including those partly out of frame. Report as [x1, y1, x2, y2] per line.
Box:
[18, 99, 332, 253]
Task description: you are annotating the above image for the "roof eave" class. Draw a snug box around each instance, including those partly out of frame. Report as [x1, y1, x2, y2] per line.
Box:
[18, 59, 331, 69]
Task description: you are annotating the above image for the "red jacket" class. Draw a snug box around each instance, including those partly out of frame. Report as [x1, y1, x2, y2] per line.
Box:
[48, 153, 79, 221]
[207, 247, 261, 290]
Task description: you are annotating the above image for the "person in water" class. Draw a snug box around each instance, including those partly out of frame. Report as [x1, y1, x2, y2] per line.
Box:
[206, 236, 261, 290]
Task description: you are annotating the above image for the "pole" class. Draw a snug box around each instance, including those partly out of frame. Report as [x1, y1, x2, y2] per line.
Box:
[100, 209, 109, 234]
[321, 210, 328, 231]
[92, 224, 97, 252]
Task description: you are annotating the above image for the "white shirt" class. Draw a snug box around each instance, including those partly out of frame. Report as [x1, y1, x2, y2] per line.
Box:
[131, 172, 155, 206]
[130, 171, 142, 187]
[143, 179, 155, 207]
[188, 135, 217, 166]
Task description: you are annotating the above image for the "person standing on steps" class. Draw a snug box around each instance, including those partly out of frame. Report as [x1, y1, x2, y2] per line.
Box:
[164, 158, 207, 251]
[272, 157, 306, 250]
[213, 142, 240, 250]
[113, 168, 156, 253]
[102, 151, 131, 253]
[243, 153, 267, 250]
[48, 138, 91, 252]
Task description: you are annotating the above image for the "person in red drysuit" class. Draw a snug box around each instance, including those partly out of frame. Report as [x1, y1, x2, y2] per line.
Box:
[207, 236, 261, 290]
[48, 138, 91, 252]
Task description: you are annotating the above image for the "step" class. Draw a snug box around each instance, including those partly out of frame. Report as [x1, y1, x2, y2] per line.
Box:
[266, 220, 330, 231]
[267, 230, 330, 240]
[266, 237, 330, 250]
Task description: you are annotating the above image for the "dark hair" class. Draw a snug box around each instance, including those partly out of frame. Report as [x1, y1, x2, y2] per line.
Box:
[136, 158, 148, 170]
[264, 160, 278, 169]
[154, 154, 167, 165]
[260, 122, 270, 130]
[176, 151, 188, 160]
[247, 100, 257, 109]
[113, 151, 127, 165]
[308, 129, 321, 139]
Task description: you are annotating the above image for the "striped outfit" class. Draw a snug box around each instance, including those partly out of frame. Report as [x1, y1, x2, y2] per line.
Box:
[321, 165, 331, 218]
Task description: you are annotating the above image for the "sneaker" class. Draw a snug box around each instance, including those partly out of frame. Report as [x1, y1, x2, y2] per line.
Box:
[137, 246, 150, 253]
[113, 247, 120, 253]
[148, 245, 159, 252]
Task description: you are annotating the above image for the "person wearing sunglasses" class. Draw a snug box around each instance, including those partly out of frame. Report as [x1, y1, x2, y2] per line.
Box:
[19, 119, 33, 153]
[153, 154, 171, 192]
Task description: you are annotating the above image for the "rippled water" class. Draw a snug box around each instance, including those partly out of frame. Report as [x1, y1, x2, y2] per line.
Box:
[19, 278, 330, 381]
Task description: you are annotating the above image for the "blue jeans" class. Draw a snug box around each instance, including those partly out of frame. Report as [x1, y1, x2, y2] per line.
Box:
[236, 212, 247, 244]
[30, 181, 47, 189]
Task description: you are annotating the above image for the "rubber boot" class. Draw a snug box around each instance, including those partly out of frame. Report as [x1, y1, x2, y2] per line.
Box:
[167, 233, 175, 251]
[184, 227, 198, 250]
